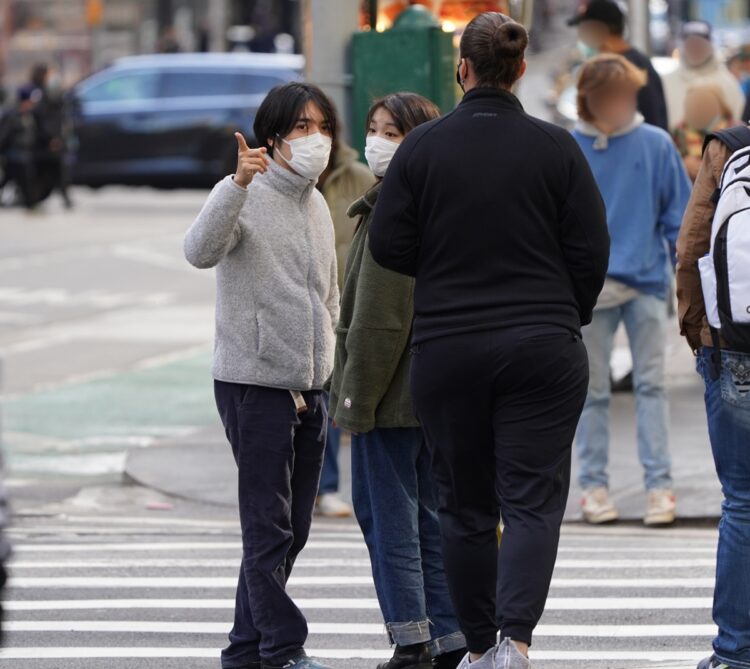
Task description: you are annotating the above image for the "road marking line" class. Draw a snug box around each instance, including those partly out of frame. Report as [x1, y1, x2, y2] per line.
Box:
[0, 596, 713, 611]
[0, 647, 710, 661]
[11, 541, 365, 552]
[7, 558, 374, 569]
[5, 576, 716, 588]
[0, 621, 718, 637]
[6, 557, 717, 569]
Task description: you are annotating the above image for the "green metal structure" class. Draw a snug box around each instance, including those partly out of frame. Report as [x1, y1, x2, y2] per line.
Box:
[351, 5, 457, 158]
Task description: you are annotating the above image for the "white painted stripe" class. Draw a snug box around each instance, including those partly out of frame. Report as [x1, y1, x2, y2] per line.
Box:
[6, 557, 715, 570]
[1, 596, 713, 612]
[2, 598, 379, 611]
[5, 576, 716, 589]
[560, 526, 717, 539]
[6, 576, 373, 588]
[8, 558, 373, 569]
[11, 541, 364, 553]
[0, 621, 717, 637]
[545, 596, 713, 610]
[557, 546, 715, 554]
[0, 647, 710, 661]
[60, 516, 360, 533]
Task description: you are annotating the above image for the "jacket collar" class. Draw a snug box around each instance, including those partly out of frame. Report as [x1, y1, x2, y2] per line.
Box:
[347, 181, 382, 218]
[259, 158, 317, 198]
[460, 87, 524, 111]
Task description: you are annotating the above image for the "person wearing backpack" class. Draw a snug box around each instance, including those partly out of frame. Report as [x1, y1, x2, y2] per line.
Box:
[677, 124, 750, 669]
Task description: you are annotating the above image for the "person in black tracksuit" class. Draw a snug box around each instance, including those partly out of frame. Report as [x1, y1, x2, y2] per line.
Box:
[368, 12, 610, 668]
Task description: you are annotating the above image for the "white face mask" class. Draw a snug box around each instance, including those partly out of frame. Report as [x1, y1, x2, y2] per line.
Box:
[365, 135, 400, 177]
[276, 132, 332, 180]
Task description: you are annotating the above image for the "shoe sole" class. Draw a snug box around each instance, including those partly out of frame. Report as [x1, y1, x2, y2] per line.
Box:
[582, 510, 619, 524]
[644, 512, 676, 526]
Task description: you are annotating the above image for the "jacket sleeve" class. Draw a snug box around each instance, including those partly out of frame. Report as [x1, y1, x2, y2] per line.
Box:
[367, 142, 420, 277]
[558, 140, 611, 326]
[332, 241, 415, 434]
[658, 138, 693, 266]
[184, 175, 247, 269]
[676, 140, 731, 351]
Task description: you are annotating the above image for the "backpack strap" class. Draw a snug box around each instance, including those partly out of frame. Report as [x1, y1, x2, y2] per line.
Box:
[703, 125, 750, 155]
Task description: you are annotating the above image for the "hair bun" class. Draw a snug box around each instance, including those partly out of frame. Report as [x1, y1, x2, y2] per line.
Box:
[493, 21, 529, 58]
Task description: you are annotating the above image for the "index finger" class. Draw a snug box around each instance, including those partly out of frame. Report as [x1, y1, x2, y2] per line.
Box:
[235, 132, 250, 152]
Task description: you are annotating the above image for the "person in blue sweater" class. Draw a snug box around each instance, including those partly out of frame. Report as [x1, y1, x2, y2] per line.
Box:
[572, 54, 691, 527]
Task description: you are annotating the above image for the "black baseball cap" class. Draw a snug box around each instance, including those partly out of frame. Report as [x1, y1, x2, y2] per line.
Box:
[568, 0, 625, 32]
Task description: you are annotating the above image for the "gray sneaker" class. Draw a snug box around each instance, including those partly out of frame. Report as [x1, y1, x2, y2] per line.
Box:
[457, 647, 496, 669]
[494, 638, 531, 669]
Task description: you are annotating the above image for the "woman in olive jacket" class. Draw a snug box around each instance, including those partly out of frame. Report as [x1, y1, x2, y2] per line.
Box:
[329, 93, 465, 669]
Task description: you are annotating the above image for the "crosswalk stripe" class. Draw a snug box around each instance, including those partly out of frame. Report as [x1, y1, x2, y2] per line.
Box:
[1, 596, 713, 611]
[1, 621, 718, 637]
[5, 576, 717, 588]
[11, 541, 363, 552]
[6, 557, 717, 569]
[0, 647, 710, 661]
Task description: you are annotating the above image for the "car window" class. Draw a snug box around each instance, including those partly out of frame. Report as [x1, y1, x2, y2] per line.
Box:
[81, 72, 159, 103]
[159, 71, 287, 98]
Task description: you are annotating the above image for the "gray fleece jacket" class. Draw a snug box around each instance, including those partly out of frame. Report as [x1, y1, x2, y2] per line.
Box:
[184, 160, 339, 391]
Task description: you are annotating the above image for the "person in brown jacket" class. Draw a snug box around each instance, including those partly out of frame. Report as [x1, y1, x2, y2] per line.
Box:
[676, 132, 750, 669]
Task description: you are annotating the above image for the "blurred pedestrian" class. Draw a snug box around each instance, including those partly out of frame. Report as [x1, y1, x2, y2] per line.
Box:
[0, 87, 39, 209]
[30, 64, 74, 209]
[572, 54, 691, 526]
[330, 92, 466, 669]
[568, 0, 669, 130]
[677, 116, 750, 669]
[369, 12, 609, 669]
[662, 21, 745, 129]
[315, 116, 375, 519]
[0, 452, 9, 643]
[672, 83, 739, 181]
[184, 82, 339, 669]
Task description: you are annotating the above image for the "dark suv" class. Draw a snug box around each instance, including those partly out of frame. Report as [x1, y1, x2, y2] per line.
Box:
[70, 52, 303, 188]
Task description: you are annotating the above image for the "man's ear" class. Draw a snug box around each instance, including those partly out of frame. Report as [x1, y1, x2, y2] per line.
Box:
[517, 60, 528, 82]
[460, 58, 469, 82]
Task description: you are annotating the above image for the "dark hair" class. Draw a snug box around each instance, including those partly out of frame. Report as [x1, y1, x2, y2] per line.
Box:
[253, 82, 337, 157]
[459, 12, 528, 89]
[365, 92, 441, 135]
[30, 62, 49, 88]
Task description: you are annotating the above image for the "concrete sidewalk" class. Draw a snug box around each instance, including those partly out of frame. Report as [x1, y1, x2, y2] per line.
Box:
[125, 333, 723, 522]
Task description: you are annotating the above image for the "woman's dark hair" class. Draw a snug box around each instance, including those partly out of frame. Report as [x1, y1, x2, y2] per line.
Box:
[365, 92, 441, 135]
[253, 82, 337, 157]
[459, 12, 529, 89]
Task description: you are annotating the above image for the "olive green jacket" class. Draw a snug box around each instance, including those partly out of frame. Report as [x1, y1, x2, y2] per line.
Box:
[329, 182, 419, 433]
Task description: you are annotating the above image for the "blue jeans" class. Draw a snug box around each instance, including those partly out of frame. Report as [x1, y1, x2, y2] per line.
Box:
[319, 417, 340, 495]
[351, 427, 465, 656]
[698, 348, 750, 669]
[577, 294, 673, 491]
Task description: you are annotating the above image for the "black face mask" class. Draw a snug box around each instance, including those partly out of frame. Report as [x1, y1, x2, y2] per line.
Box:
[456, 63, 465, 92]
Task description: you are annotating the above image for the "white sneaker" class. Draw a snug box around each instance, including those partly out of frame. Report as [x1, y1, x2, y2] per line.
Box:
[315, 493, 352, 518]
[494, 638, 531, 669]
[581, 486, 619, 524]
[644, 488, 676, 526]
[457, 647, 496, 669]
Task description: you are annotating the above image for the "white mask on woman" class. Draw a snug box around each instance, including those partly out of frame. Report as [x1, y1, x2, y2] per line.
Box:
[365, 135, 400, 177]
[277, 132, 332, 180]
